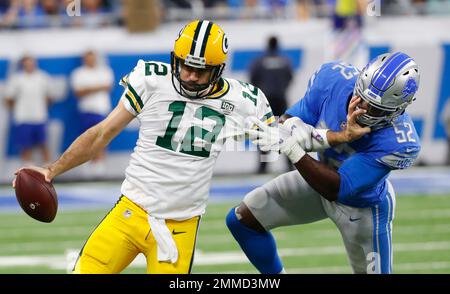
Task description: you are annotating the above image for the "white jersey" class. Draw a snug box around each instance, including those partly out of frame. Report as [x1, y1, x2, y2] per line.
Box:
[119, 60, 274, 220]
[5, 70, 50, 124]
[71, 65, 114, 116]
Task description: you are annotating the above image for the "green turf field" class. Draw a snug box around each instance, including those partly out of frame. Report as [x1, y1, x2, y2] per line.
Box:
[1, 194, 450, 274]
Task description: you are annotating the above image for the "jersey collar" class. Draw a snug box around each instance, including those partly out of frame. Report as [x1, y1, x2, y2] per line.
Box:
[206, 78, 230, 99]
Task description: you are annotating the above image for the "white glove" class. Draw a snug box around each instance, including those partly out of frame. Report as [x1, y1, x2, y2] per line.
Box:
[245, 117, 306, 163]
[279, 136, 306, 163]
[282, 117, 330, 152]
[246, 117, 286, 152]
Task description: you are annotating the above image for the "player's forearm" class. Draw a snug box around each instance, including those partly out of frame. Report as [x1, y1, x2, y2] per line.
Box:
[327, 130, 352, 146]
[326, 129, 365, 146]
[47, 124, 111, 178]
[293, 155, 340, 201]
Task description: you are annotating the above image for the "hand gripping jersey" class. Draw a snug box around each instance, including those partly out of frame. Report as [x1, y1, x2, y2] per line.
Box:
[120, 60, 274, 220]
[286, 62, 421, 208]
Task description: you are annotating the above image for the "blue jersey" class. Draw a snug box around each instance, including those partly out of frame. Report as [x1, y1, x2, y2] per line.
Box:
[286, 62, 421, 208]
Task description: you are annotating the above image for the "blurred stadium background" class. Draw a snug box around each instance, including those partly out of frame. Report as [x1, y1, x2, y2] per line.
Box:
[1, 0, 450, 274]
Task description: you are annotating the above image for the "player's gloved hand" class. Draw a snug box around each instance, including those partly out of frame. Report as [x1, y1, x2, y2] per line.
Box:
[282, 117, 330, 152]
[245, 117, 307, 163]
[279, 136, 306, 163]
[246, 117, 286, 152]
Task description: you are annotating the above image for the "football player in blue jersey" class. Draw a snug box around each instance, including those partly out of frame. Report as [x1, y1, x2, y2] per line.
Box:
[226, 52, 421, 274]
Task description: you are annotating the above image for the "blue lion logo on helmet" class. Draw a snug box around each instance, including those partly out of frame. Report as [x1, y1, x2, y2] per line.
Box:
[402, 78, 418, 100]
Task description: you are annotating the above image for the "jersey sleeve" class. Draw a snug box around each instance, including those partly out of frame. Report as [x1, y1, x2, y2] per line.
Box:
[375, 145, 420, 170]
[119, 59, 149, 116]
[239, 80, 275, 126]
[257, 90, 276, 126]
[285, 65, 328, 125]
[337, 153, 391, 202]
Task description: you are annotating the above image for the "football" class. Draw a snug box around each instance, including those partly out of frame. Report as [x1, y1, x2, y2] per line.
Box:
[14, 169, 58, 223]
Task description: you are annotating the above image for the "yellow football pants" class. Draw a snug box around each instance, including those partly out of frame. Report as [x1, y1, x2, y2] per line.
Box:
[72, 196, 201, 274]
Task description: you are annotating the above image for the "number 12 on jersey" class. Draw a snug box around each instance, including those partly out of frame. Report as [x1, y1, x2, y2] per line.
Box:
[156, 101, 226, 158]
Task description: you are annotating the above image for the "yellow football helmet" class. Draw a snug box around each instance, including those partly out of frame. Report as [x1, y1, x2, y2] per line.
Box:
[171, 20, 229, 98]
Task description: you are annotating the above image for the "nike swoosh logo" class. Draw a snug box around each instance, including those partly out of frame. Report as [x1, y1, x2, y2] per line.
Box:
[172, 230, 186, 235]
[349, 217, 361, 222]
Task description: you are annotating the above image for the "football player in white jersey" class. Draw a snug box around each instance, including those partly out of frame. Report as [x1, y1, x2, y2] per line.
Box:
[12, 20, 274, 274]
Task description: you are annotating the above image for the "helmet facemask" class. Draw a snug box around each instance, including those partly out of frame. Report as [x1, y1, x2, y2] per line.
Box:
[354, 86, 406, 130]
[171, 52, 225, 99]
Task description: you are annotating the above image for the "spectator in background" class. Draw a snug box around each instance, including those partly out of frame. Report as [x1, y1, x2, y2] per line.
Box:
[71, 50, 114, 173]
[1, 0, 24, 28]
[265, 0, 289, 18]
[4, 0, 47, 28]
[327, 0, 366, 67]
[295, 0, 312, 20]
[41, 0, 59, 15]
[83, 0, 106, 13]
[441, 97, 450, 165]
[249, 35, 293, 173]
[164, 0, 192, 8]
[203, 0, 228, 7]
[41, 0, 66, 27]
[4, 55, 52, 166]
[78, 0, 109, 27]
[0, 0, 9, 13]
[332, 0, 363, 32]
